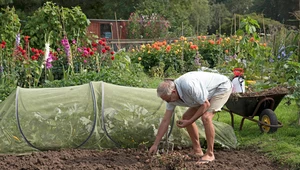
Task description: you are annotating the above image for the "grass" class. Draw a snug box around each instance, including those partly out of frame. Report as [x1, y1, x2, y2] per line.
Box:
[215, 99, 300, 169]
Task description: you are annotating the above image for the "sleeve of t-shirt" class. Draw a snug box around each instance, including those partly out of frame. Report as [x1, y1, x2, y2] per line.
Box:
[166, 102, 176, 111]
[187, 80, 208, 105]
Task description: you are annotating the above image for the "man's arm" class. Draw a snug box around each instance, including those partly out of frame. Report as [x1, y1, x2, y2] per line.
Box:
[152, 109, 173, 146]
[148, 109, 173, 155]
[189, 100, 210, 123]
[176, 100, 210, 128]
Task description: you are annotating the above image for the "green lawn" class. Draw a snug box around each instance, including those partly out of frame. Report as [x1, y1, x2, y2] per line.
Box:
[215, 99, 300, 169]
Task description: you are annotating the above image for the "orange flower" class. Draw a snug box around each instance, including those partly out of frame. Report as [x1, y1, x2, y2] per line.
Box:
[166, 45, 171, 53]
[225, 49, 229, 54]
[216, 38, 222, 45]
[208, 40, 215, 45]
[162, 40, 167, 46]
[249, 37, 255, 42]
[190, 45, 198, 50]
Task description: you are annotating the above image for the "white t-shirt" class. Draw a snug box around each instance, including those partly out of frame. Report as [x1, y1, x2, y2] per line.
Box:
[166, 71, 232, 111]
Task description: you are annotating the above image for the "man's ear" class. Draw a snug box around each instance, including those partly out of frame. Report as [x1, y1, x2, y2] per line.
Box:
[172, 89, 177, 94]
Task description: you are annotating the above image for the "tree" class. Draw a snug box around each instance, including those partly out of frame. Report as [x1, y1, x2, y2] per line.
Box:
[101, 0, 140, 19]
[224, 0, 254, 14]
[189, 0, 211, 34]
[135, 0, 211, 37]
[0, 0, 12, 5]
[254, 0, 299, 28]
[208, 3, 231, 35]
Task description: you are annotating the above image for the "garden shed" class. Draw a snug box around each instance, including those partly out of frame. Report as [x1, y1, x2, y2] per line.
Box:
[87, 19, 128, 40]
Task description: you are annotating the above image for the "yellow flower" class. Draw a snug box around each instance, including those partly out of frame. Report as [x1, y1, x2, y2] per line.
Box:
[141, 44, 146, 49]
[225, 37, 231, 43]
[13, 136, 21, 142]
[132, 49, 135, 52]
[246, 80, 256, 85]
[138, 57, 142, 61]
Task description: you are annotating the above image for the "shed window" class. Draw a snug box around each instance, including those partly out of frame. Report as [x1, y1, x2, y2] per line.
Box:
[100, 24, 112, 39]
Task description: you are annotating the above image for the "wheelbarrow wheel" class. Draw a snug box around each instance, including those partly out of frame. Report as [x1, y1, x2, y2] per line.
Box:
[259, 109, 278, 133]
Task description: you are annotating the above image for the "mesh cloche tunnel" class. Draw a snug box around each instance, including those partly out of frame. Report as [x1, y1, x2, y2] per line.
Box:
[0, 82, 237, 154]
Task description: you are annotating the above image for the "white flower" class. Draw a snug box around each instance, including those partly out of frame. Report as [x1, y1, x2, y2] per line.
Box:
[44, 42, 50, 64]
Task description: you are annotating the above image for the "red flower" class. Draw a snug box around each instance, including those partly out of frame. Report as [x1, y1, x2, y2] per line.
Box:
[105, 46, 110, 51]
[92, 42, 97, 47]
[1, 41, 6, 46]
[21, 50, 26, 56]
[24, 36, 30, 42]
[111, 56, 115, 60]
[101, 49, 106, 53]
[110, 51, 115, 55]
[31, 55, 39, 60]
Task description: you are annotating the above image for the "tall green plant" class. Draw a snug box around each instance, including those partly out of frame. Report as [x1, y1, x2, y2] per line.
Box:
[0, 6, 21, 87]
[23, 1, 90, 50]
[0, 6, 21, 51]
[285, 61, 300, 124]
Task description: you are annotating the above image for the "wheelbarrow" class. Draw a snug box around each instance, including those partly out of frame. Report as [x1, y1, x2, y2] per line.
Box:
[222, 92, 288, 133]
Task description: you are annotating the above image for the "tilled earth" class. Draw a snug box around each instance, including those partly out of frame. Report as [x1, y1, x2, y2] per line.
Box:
[0, 147, 290, 170]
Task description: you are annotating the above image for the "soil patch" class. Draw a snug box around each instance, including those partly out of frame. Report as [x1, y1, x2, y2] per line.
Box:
[232, 86, 290, 97]
[0, 147, 290, 170]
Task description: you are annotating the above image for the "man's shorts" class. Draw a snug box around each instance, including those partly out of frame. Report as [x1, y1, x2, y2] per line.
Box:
[207, 88, 232, 113]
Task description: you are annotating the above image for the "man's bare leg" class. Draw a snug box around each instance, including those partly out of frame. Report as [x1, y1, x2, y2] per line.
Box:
[197, 111, 215, 164]
[182, 107, 203, 155]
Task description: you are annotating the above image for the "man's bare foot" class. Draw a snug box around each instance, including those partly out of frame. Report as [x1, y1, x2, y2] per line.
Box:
[196, 154, 215, 165]
[188, 149, 204, 158]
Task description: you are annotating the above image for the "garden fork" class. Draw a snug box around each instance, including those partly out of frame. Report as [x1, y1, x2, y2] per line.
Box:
[157, 125, 174, 154]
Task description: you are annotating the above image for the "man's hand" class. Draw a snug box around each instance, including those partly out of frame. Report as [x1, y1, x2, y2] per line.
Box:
[176, 119, 192, 128]
[148, 144, 158, 156]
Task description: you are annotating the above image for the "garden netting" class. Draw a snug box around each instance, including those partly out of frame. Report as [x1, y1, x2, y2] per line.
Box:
[0, 82, 237, 154]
